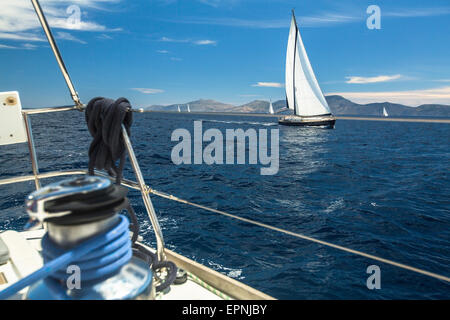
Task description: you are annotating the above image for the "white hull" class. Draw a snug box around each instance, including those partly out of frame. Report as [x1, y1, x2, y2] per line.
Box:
[278, 114, 335, 128]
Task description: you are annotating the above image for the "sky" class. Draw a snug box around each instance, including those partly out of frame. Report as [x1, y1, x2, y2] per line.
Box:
[0, 0, 449, 108]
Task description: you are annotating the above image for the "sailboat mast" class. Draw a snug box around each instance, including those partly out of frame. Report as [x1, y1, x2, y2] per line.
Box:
[291, 10, 299, 116]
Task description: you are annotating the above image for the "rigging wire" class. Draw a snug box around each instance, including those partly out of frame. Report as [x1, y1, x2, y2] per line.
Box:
[144, 186, 450, 284]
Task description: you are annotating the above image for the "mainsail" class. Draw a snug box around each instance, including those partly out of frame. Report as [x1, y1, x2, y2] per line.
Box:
[383, 107, 388, 117]
[187, 104, 191, 112]
[285, 12, 331, 117]
[269, 100, 274, 114]
[177, 105, 181, 112]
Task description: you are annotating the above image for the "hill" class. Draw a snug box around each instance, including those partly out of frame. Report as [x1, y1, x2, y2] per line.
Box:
[146, 95, 450, 117]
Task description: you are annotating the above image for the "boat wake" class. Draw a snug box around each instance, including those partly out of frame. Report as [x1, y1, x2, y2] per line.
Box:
[201, 119, 278, 127]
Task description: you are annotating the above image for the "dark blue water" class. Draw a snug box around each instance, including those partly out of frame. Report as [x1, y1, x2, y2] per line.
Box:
[0, 111, 449, 299]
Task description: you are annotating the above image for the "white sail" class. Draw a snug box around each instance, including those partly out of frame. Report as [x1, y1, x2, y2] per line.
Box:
[269, 100, 274, 114]
[178, 105, 181, 112]
[285, 13, 331, 117]
[285, 16, 297, 112]
[383, 107, 388, 117]
[187, 104, 191, 112]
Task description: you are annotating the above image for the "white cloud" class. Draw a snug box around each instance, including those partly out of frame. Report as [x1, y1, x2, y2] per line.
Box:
[193, 39, 217, 45]
[163, 12, 359, 29]
[327, 86, 450, 106]
[160, 37, 189, 43]
[160, 37, 217, 46]
[0, 43, 39, 50]
[0, 44, 18, 49]
[252, 82, 284, 88]
[0, 32, 46, 42]
[131, 88, 165, 94]
[163, 6, 450, 29]
[97, 33, 113, 40]
[346, 74, 403, 84]
[384, 7, 450, 18]
[159, 0, 239, 7]
[0, 1, 122, 44]
[22, 43, 38, 50]
[156, 49, 169, 54]
[56, 31, 87, 44]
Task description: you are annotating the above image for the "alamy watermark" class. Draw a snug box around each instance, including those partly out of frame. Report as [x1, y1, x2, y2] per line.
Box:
[66, 4, 81, 29]
[366, 265, 381, 290]
[171, 121, 279, 175]
[367, 5, 381, 30]
[66, 264, 81, 290]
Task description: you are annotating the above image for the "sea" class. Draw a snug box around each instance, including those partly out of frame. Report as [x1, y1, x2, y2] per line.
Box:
[0, 110, 449, 299]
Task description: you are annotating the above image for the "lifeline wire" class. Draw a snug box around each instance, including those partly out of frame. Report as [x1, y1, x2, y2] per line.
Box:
[145, 187, 450, 284]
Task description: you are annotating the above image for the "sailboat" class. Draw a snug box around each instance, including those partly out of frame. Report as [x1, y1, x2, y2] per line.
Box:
[177, 105, 181, 112]
[187, 104, 191, 112]
[279, 10, 336, 128]
[269, 100, 274, 114]
[383, 107, 389, 117]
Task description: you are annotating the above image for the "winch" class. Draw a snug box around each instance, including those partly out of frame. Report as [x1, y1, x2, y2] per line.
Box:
[24, 176, 154, 300]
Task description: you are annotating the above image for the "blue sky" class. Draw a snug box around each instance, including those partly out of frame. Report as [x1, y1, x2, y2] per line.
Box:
[0, 0, 449, 108]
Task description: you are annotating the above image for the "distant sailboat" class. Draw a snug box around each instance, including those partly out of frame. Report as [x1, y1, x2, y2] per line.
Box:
[269, 100, 274, 114]
[187, 104, 191, 112]
[383, 107, 389, 117]
[279, 10, 335, 128]
[177, 105, 181, 112]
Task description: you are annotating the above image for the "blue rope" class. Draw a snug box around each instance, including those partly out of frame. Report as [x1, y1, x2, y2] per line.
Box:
[0, 215, 131, 300]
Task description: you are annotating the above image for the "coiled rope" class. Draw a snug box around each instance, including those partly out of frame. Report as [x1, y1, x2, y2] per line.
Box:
[144, 187, 450, 284]
[85, 97, 133, 184]
[0, 215, 132, 300]
[42, 216, 132, 285]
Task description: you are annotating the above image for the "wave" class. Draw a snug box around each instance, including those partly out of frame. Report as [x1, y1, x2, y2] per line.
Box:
[201, 119, 278, 127]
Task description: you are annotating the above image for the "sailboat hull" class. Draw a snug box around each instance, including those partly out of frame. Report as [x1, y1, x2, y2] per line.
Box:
[278, 115, 336, 128]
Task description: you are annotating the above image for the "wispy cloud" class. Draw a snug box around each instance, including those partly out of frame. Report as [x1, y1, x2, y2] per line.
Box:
[252, 82, 284, 88]
[55, 32, 87, 44]
[156, 49, 169, 54]
[160, 37, 217, 46]
[433, 79, 450, 83]
[131, 88, 165, 94]
[346, 74, 404, 84]
[0, 32, 45, 42]
[22, 43, 38, 50]
[160, 0, 239, 8]
[0, 42, 39, 50]
[162, 6, 450, 29]
[193, 39, 217, 45]
[162, 12, 360, 29]
[160, 37, 190, 43]
[0, 43, 18, 49]
[0, 1, 122, 44]
[327, 86, 450, 106]
[384, 7, 450, 18]
[170, 57, 183, 61]
[96, 33, 114, 40]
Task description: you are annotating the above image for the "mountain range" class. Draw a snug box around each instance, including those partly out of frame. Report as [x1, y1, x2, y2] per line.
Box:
[146, 95, 450, 117]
